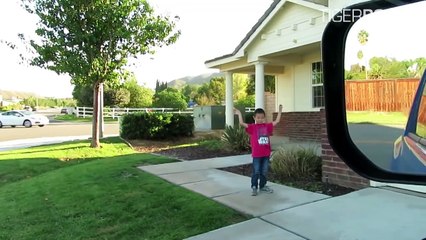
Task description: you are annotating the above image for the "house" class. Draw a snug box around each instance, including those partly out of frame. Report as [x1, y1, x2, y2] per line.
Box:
[0, 95, 22, 107]
[205, 0, 369, 189]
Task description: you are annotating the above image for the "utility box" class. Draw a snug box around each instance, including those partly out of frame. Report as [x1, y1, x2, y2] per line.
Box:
[194, 105, 244, 131]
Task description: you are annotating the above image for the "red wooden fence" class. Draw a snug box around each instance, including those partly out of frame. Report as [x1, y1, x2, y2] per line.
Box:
[345, 78, 420, 112]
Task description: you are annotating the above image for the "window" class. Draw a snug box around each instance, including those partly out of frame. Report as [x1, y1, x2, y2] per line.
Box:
[416, 86, 426, 138]
[312, 61, 324, 108]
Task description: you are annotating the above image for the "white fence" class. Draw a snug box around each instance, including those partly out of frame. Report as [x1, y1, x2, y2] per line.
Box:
[74, 106, 255, 119]
[75, 107, 194, 119]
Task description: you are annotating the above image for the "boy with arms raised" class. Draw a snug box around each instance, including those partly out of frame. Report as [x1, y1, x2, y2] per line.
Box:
[234, 105, 283, 196]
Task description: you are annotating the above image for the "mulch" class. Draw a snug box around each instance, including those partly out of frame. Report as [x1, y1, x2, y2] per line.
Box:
[154, 146, 249, 160]
[127, 139, 355, 197]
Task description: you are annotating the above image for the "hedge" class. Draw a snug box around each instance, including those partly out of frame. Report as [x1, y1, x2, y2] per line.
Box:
[120, 112, 194, 140]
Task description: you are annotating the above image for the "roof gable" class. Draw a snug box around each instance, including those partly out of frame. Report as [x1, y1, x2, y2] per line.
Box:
[205, 0, 328, 66]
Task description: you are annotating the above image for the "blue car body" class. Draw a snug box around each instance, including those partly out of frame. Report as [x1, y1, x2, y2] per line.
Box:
[391, 70, 426, 174]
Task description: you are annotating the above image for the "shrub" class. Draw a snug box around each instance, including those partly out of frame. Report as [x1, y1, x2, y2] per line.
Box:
[244, 112, 255, 124]
[221, 125, 250, 152]
[120, 112, 193, 140]
[270, 146, 321, 182]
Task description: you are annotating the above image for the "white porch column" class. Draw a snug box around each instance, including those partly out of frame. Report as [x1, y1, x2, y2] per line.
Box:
[225, 71, 234, 126]
[255, 62, 265, 109]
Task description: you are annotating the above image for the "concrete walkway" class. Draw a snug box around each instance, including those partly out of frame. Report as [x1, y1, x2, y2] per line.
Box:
[0, 134, 118, 152]
[140, 155, 426, 240]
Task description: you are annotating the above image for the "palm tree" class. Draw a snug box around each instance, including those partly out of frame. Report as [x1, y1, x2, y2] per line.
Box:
[357, 30, 369, 79]
[358, 30, 369, 45]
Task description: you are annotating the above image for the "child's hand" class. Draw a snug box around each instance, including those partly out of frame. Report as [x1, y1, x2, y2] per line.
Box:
[233, 107, 241, 115]
[278, 104, 283, 112]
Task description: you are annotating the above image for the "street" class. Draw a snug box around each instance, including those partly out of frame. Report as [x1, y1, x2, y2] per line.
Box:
[0, 122, 120, 142]
[348, 124, 404, 171]
[0, 116, 402, 172]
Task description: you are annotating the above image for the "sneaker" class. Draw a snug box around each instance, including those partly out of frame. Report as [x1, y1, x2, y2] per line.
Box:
[251, 187, 258, 196]
[260, 186, 273, 193]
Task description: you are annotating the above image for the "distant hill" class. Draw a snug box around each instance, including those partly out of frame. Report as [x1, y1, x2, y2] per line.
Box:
[0, 89, 39, 100]
[167, 72, 225, 88]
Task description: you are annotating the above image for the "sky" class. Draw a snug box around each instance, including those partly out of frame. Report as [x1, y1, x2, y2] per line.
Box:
[345, 1, 426, 69]
[1, 0, 426, 98]
[0, 0, 273, 98]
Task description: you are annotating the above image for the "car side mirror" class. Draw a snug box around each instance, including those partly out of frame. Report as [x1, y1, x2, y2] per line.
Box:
[322, 0, 426, 185]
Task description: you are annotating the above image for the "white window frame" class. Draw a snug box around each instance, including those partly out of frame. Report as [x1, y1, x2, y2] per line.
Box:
[312, 61, 324, 108]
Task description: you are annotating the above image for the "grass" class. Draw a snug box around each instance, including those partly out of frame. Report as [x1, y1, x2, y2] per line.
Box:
[0, 137, 248, 239]
[418, 123, 426, 137]
[346, 111, 408, 126]
[198, 139, 225, 151]
[54, 114, 118, 122]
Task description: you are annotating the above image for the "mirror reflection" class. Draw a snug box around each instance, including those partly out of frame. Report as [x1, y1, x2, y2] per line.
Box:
[345, 1, 426, 175]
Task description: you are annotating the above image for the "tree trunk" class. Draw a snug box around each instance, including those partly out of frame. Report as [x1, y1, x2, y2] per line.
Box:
[91, 81, 101, 148]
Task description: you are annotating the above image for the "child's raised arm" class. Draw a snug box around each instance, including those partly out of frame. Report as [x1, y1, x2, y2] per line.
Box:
[273, 104, 283, 126]
[234, 108, 248, 128]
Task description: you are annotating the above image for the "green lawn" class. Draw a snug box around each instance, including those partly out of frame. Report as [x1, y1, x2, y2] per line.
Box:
[346, 111, 408, 126]
[54, 114, 118, 122]
[0, 137, 248, 239]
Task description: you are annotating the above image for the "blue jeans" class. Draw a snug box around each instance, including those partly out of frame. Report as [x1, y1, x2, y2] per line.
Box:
[251, 156, 270, 189]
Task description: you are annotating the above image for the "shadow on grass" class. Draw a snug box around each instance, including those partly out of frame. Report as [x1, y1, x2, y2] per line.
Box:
[0, 146, 89, 156]
[0, 152, 177, 188]
[0, 137, 126, 157]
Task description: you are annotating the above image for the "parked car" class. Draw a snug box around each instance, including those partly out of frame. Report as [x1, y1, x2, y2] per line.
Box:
[61, 107, 74, 114]
[0, 110, 49, 128]
[391, 70, 426, 174]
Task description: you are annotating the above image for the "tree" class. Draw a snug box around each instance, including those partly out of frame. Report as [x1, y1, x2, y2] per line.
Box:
[155, 80, 168, 94]
[152, 88, 187, 110]
[235, 95, 255, 107]
[209, 77, 225, 104]
[247, 75, 276, 95]
[345, 64, 365, 80]
[357, 29, 369, 79]
[194, 77, 225, 105]
[233, 74, 248, 101]
[357, 30, 369, 45]
[21, 0, 180, 147]
[409, 57, 426, 78]
[72, 84, 93, 107]
[368, 57, 411, 79]
[180, 84, 199, 102]
[104, 88, 130, 107]
[124, 79, 154, 107]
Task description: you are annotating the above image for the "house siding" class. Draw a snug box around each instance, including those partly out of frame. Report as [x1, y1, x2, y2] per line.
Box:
[276, 67, 295, 112]
[247, 2, 327, 62]
[275, 51, 322, 113]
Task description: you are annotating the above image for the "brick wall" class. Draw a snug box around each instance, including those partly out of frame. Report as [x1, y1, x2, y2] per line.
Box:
[272, 111, 322, 142]
[320, 109, 369, 189]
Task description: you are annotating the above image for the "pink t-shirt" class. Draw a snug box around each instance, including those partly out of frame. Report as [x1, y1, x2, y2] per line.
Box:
[246, 123, 274, 157]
